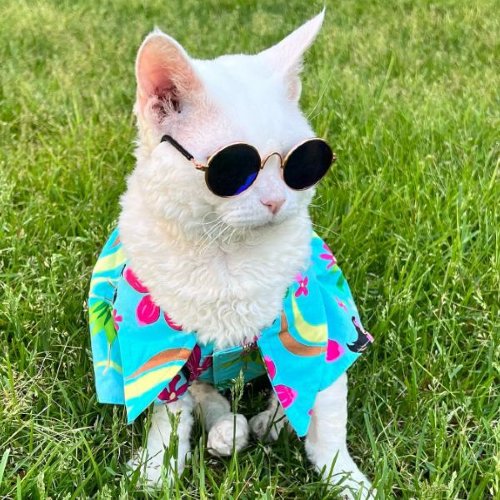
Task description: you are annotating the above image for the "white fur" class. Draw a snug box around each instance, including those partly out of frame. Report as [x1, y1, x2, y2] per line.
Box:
[128, 395, 194, 486]
[306, 374, 375, 499]
[189, 381, 249, 457]
[121, 11, 374, 496]
[249, 393, 286, 442]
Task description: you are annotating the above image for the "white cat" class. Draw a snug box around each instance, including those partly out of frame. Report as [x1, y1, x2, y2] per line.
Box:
[119, 10, 374, 499]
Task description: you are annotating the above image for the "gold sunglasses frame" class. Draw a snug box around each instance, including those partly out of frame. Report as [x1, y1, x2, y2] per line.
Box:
[160, 135, 336, 198]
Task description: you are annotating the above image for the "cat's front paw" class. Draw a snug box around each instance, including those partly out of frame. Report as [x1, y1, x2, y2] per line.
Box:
[328, 469, 376, 500]
[309, 448, 375, 500]
[249, 410, 284, 442]
[207, 413, 249, 457]
[127, 447, 165, 488]
[336, 478, 376, 500]
[127, 447, 186, 488]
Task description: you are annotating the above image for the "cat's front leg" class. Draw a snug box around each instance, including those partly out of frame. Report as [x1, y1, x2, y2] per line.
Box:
[305, 374, 375, 499]
[189, 381, 250, 457]
[128, 394, 194, 487]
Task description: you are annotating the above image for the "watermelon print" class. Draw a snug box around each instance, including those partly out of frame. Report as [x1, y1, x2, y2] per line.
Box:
[326, 339, 343, 362]
[264, 356, 276, 379]
[275, 384, 297, 409]
[164, 312, 182, 331]
[124, 267, 148, 293]
[136, 294, 161, 325]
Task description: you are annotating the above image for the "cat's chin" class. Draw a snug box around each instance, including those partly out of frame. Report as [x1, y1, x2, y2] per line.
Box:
[194, 216, 289, 250]
[223, 217, 287, 235]
[219, 211, 291, 231]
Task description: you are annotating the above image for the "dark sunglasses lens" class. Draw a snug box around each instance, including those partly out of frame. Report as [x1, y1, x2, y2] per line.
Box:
[284, 140, 334, 190]
[206, 144, 260, 197]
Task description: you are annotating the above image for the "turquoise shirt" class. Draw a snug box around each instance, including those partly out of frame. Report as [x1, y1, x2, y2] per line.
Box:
[88, 230, 373, 437]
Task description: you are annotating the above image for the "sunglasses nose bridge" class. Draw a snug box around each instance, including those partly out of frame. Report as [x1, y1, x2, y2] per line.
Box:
[254, 152, 286, 204]
[260, 151, 283, 170]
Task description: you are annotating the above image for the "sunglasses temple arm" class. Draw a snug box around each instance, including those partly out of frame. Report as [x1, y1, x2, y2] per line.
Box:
[161, 134, 195, 162]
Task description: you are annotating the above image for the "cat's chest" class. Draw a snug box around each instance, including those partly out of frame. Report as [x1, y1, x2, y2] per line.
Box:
[128, 232, 310, 348]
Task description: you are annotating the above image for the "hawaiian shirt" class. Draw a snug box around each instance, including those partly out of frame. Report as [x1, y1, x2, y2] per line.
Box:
[88, 229, 373, 437]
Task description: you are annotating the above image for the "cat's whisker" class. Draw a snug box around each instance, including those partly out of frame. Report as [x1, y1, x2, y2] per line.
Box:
[198, 226, 222, 253]
[198, 221, 224, 245]
[224, 226, 238, 247]
[198, 214, 225, 238]
[221, 223, 239, 244]
[218, 222, 246, 250]
[198, 211, 222, 226]
[197, 218, 230, 254]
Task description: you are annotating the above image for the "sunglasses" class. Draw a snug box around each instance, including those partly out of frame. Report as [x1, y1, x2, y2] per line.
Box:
[160, 134, 336, 198]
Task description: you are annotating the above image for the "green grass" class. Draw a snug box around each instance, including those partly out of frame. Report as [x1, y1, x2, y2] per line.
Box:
[1, 0, 498, 498]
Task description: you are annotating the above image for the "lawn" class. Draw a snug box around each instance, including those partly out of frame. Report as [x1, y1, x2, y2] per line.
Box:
[0, 0, 498, 498]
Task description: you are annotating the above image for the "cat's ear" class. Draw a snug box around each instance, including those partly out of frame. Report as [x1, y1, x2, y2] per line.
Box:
[135, 30, 202, 123]
[259, 10, 325, 102]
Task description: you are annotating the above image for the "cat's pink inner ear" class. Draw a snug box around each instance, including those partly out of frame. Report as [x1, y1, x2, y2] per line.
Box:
[135, 32, 201, 114]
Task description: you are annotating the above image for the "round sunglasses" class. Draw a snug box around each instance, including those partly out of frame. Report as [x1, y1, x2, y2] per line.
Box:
[161, 134, 336, 198]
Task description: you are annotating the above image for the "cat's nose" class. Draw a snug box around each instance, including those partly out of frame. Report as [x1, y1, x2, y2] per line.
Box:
[260, 198, 285, 215]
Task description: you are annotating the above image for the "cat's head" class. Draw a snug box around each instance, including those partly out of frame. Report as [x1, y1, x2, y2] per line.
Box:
[131, 11, 325, 240]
